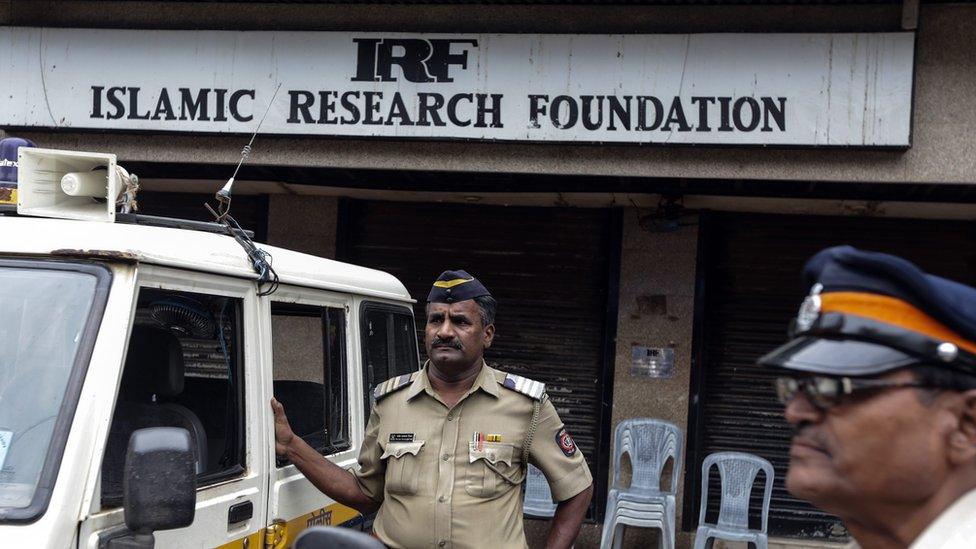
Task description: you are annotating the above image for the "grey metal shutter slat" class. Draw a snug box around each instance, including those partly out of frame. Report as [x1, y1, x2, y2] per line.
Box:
[696, 212, 976, 539]
[342, 200, 612, 511]
[135, 191, 268, 242]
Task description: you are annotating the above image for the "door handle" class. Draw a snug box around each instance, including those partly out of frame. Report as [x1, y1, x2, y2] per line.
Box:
[228, 500, 254, 524]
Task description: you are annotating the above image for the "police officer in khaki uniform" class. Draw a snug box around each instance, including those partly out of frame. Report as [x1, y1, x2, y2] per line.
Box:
[272, 270, 593, 548]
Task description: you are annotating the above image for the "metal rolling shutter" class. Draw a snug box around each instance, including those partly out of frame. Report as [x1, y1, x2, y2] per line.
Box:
[693, 212, 976, 539]
[135, 191, 269, 242]
[341, 199, 615, 514]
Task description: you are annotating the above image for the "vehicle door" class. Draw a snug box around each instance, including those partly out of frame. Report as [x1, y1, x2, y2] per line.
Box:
[78, 264, 268, 548]
[359, 300, 422, 412]
[263, 285, 363, 547]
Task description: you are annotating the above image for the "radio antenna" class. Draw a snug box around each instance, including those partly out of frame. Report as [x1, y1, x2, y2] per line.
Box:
[211, 82, 282, 220]
[206, 83, 282, 296]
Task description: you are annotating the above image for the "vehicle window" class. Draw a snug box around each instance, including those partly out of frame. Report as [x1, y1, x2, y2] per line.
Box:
[361, 303, 419, 410]
[0, 266, 102, 511]
[271, 303, 349, 465]
[100, 288, 245, 509]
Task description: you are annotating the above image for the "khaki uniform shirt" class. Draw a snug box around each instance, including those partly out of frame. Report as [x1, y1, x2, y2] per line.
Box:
[353, 361, 593, 549]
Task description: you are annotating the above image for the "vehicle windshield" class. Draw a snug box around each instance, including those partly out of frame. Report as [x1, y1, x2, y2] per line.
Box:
[0, 266, 99, 510]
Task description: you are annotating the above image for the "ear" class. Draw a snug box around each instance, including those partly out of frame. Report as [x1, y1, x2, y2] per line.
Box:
[483, 322, 495, 349]
[946, 389, 976, 466]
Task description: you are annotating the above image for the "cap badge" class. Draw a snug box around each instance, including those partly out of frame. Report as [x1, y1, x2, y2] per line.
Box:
[937, 342, 959, 362]
[795, 283, 824, 333]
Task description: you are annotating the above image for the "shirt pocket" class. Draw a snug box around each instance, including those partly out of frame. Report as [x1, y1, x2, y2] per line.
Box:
[465, 441, 519, 499]
[380, 440, 425, 495]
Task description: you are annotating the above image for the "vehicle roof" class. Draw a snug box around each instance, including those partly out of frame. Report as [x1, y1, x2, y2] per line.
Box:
[0, 216, 413, 302]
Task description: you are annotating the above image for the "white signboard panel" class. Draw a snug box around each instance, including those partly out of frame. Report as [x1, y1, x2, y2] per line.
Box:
[0, 28, 915, 146]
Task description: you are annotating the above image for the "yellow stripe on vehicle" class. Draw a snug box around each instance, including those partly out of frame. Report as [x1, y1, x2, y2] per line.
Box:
[211, 503, 360, 549]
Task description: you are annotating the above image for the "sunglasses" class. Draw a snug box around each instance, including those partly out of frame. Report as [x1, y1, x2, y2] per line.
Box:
[773, 375, 940, 409]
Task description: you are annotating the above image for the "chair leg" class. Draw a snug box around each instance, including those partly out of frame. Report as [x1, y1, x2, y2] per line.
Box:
[612, 523, 625, 549]
[599, 514, 616, 549]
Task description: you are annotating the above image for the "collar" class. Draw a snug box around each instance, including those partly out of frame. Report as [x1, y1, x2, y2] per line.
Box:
[909, 486, 976, 548]
[407, 359, 500, 401]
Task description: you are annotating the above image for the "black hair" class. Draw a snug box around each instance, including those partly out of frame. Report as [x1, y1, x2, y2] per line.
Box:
[909, 364, 976, 403]
[473, 295, 497, 327]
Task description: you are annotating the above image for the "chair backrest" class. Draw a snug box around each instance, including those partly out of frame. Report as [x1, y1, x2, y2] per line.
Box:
[293, 526, 387, 549]
[611, 418, 683, 495]
[697, 451, 775, 533]
[523, 463, 558, 518]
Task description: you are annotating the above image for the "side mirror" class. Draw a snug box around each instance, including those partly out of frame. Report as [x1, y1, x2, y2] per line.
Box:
[107, 427, 197, 549]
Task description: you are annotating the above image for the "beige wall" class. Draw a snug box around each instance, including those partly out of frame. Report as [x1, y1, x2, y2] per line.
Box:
[6, 4, 976, 185]
[266, 195, 338, 259]
[610, 210, 700, 548]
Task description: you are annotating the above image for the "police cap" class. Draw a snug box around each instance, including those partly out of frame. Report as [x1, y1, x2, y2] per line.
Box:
[758, 246, 976, 376]
[427, 270, 491, 304]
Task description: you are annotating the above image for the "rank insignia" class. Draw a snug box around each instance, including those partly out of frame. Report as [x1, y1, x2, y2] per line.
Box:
[555, 427, 577, 457]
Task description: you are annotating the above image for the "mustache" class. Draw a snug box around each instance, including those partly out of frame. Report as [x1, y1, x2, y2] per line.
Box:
[792, 422, 829, 450]
[431, 337, 463, 350]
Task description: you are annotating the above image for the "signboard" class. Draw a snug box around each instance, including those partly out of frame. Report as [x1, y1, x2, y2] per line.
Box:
[0, 28, 915, 146]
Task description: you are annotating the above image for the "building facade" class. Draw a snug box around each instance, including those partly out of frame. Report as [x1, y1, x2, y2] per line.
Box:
[3, 1, 976, 547]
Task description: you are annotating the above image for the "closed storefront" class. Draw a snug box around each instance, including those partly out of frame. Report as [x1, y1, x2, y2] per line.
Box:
[687, 212, 976, 540]
[340, 199, 619, 516]
[5, 1, 976, 547]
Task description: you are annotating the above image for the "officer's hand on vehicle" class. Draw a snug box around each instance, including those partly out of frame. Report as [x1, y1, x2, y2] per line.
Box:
[270, 398, 295, 456]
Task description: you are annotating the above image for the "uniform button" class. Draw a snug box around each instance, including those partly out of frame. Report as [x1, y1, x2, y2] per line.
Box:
[439, 541, 447, 547]
[442, 454, 450, 461]
[447, 413, 454, 421]
[438, 496, 446, 503]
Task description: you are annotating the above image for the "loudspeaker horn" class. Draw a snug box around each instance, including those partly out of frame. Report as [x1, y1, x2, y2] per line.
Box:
[17, 148, 121, 223]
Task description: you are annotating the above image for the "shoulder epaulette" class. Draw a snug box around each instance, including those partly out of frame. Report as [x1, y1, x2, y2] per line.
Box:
[373, 372, 417, 402]
[499, 373, 546, 401]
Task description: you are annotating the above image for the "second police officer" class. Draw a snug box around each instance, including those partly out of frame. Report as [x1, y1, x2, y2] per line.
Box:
[272, 270, 593, 548]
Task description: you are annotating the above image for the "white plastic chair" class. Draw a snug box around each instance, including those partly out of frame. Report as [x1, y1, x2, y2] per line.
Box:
[694, 452, 775, 549]
[523, 463, 558, 518]
[600, 419, 684, 549]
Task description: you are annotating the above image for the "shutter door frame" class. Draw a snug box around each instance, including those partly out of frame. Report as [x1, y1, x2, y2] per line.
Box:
[684, 210, 976, 540]
[338, 198, 620, 520]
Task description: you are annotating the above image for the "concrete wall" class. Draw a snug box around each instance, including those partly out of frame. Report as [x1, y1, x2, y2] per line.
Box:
[266, 195, 338, 259]
[611, 209, 700, 548]
[5, 3, 976, 185]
